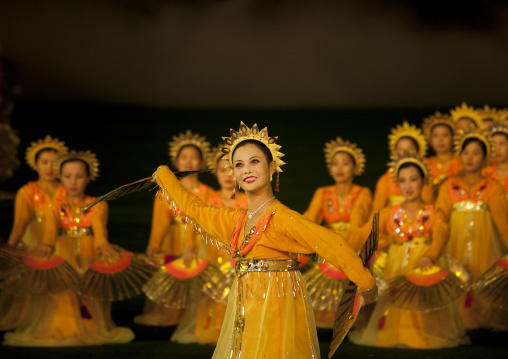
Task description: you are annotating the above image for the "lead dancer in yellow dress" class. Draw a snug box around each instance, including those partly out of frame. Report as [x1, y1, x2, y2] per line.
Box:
[0, 136, 67, 331]
[349, 153, 468, 349]
[134, 130, 214, 326]
[303, 137, 372, 328]
[152, 122, 377, 359]
[436, 129, 508, 330]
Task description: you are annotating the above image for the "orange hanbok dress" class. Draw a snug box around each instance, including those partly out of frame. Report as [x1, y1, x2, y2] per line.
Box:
[483, 165, 508, 201]
[154, 166, 375, 359]
[436, 176, 508, 329]
[0, 182, 63, 331]
[425, 156, 462, 203]
[303, 184, 372, 327]
[349, 204, 468, 348]
[4, 189, 134, 346]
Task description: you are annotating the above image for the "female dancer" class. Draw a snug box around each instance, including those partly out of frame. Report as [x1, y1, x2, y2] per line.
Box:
[349, 153, 468, 349]
[436, 129, 508, 330]
[152, 122, 376, 358]
[450, 102, 483, 132]
[484, 121, 508, 199]
[170, 145, 247, 344]
[0, 136, 67, 331]
[4, 150, 134, 346]
[303, 137, 372, 327]
[422, 112, 462, 203]
[135, 130, 214, 326]
[372, 121, 429, 214]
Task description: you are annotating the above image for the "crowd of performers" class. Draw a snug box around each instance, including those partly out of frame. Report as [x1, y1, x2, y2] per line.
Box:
[0, 102, 507, 356]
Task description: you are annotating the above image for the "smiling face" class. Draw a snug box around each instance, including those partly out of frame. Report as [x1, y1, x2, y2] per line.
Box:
[460, 140, 486, 173]
[330, 152, 355, 184]
[176, 145, 203, 172]
[397, 165, 424, 202]
[429, 125, 453, 155]
[34, 149, 57, 182]
[395, 137, 418, 156]
[232, 142, 275, 195]
[216, 158, 235, 190]
[60, 160, 90, 197]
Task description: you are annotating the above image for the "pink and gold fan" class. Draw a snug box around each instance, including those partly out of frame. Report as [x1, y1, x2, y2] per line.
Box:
[0, 242, 26, 283]
[143, 257, 225, 308]
[472, 255, 508, 310]
[2, 255, 80, 296]
[80, 251, 159, 301]
[304, 261, 349, 312]
[384, 264, 469, 312]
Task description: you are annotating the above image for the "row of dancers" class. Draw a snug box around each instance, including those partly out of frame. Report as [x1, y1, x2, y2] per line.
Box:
[0, 103, 506, 356]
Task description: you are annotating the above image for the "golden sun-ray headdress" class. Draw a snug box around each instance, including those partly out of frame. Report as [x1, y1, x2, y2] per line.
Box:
[25, 135, 68, 170]
[207, 144, 227, 173]
[450, 102, 483, 129]
[389, 152, 430, 184]
[421, 112, 456, 140]
[324, 137, 366, 176]
[54, 150, 100, 181]
[478, 105, 501, 124]
[490, 120, 508, 139]
[221, 122, 285, 175]
[388, 121, 427, 158]
[454, 128, 494, 164]
[168, 130, 210, 169]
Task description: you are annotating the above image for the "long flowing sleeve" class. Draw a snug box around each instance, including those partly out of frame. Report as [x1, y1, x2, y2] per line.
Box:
[91, 201, 108, 249]
[427, 208, 449, 261]
[154, 165, 243, 248]
[272, 209, 376, 292]
[42, 200, 58, 247]
[349, 187, 373, 232]
[147, 197, 173, 252]
[8, 185, 33, 242]
[488, 180, 508, 248]
[303, 187, 324, 224]
[349, 207, 389, 253]
[435, 179, 453, 220]
[372, 172, 390, 214]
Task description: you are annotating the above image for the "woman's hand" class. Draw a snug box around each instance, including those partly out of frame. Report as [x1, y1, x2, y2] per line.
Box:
[359, 284, 378, 304]
[31, 244, 54, 259]
[7, 237, 19, 246]
[418, 256, 433, 272]
[99, 243, 121, 263]
[182, 245, 197, 268]
[146, 247, 157, 257]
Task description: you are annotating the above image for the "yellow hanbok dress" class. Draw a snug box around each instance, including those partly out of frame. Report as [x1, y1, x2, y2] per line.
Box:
[134, 183, 213, 327]
[0, 182, 63, 331]
[154, 166, 375, 359]
[349, 204, 468, 348]
[425, 156, 462, 204]
[303, 184, 372, 327]
[4, 189, 134, 346]
[436, 176, 508, 329]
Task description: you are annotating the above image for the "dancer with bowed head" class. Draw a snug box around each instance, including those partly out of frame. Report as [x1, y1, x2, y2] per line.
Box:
[449, 102, 483, 133]
[151, 122, 377, 358]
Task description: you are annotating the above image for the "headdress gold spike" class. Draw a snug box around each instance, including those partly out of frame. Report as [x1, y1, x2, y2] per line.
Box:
[25, 135, 68, 170]
[454, 128, 494, 164]
[54, 150, 100, 181]
[388, 121, 427, 158]
[207, 144, 227, 174]
[490, 120, 508, 139]
[450, 102, 483, 129]
[389, 152, 430, 184]
[478, 105, 501, 125]
[168, 130, 210, 169]
[421, 112, 456, 140]
[221, 122, 285, 192]
[324, 137, 366, 176]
